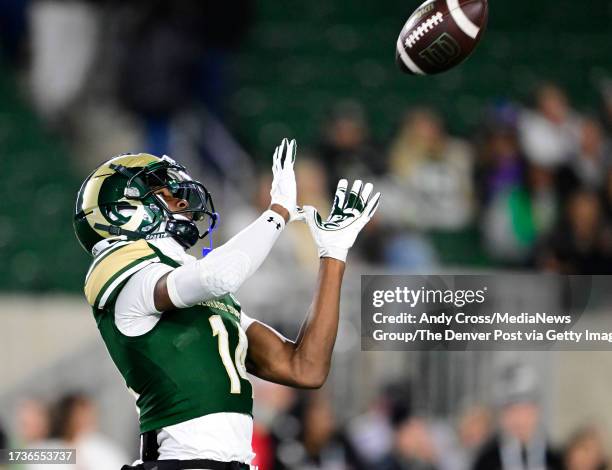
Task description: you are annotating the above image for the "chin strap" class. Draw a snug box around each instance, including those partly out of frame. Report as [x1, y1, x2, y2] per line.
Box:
[202, 212, 219, 257]
[94, 222, 175, 244]
[96, 214, 219, 254]
[94, 223, 142, 240]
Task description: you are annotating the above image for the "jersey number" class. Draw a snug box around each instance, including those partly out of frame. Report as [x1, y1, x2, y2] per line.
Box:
[209, 315, 248, 394]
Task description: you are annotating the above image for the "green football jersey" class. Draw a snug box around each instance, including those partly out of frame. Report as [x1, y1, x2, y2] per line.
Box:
[84, 240, 253, 432]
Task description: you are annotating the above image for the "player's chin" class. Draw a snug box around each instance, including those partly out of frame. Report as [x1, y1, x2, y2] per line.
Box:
[174, 213, 194, 222]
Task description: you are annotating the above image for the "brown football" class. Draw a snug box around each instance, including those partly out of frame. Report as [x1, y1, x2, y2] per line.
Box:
[396, 0, 488, 75]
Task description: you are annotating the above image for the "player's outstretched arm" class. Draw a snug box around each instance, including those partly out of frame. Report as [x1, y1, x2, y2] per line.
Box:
[245, 258, 344, 388]
[245, 180, 380, 388]
[153, 138, 298, 311]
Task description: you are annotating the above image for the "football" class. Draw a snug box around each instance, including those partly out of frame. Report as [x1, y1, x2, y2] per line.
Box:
[396, 0, 488, 75]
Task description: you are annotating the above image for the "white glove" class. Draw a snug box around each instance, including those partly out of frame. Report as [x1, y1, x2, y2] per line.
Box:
[300, 179, 381, 262]
[270, 138, 299, 222]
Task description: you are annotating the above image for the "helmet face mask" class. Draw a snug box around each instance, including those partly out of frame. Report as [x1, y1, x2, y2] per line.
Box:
[74, 153, 217, 254]
[128, 162, 217, 226]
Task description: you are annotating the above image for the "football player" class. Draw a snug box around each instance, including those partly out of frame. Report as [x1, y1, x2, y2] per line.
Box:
[73, 138, 380, 470]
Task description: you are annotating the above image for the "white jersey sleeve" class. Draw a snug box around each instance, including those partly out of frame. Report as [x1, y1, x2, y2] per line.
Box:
[239, 311, 257, 331]
[114, 263, 173, 336]
[166, 209, 286, 308]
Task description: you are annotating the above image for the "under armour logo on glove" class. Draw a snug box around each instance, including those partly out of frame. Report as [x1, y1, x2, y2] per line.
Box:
[267, 216, 281, 230]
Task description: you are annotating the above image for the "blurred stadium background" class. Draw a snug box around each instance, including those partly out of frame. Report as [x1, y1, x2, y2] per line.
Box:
[2, 0, 612, 469]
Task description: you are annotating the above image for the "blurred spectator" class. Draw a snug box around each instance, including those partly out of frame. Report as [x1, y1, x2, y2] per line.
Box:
[251, 379, 300, 470]
[115, 0, 254, 154]
[0, 421, 6, 450]
[193, 2, 255, 118]
[556, 117, 612, 196]
[299, 394, 350, 468]
[352, 213, 388, 265]
[381, 229, 439, 268]
[272, 392, 361, 470]
[473, 364, 562, 470]
[15, 398, 51, 446]
[564, 427, 609, 470]
[387, 108, 476, 230]
[599, 78, 612, 135]
[317, 101, 384, 194]
[454, 406, 493, 470]
[0, 423, 6, 470]
[345, 383, 408, 466]
[526, 164, 560, 240]
[252, 424, 275, 470]
[0, 0, 29, 65]
[45, 392, 127, 470]
[603, 169, 612, 221]
[477, 123, 528, 262]
[518, 84, 581, 167]
[538, 189, 612, 274]
[378, 416, 441, 470]
[29, 0, 100, 122]
[373, 382, 445, 470]
[346, 408, 393, 467]
[482, 162, 558, 263]
[476, 125, 526, 204]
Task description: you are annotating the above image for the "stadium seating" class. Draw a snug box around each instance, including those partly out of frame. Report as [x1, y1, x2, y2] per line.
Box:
[0, 60, 87, 292]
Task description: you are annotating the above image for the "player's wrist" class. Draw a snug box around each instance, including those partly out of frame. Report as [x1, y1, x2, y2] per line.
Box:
[269, 203, 291, 223]
[319, 256, 347, 273]
[319, 246, 348, 262]
[263, 208, 287, 230]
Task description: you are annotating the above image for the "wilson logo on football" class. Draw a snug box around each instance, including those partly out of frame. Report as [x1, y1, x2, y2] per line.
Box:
[418, 33, 462, 67]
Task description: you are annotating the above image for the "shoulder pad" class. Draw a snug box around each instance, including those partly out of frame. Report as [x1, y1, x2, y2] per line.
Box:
[84, 240, 159, 309]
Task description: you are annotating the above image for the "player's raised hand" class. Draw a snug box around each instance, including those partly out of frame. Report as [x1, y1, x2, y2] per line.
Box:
[299, 179, 381, 262]
[270, 138, 299, 222]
